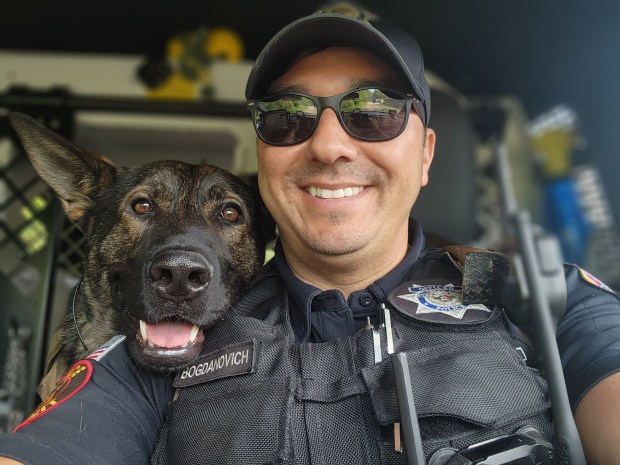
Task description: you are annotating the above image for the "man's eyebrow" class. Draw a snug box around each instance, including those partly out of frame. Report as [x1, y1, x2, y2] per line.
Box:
[267, 84, 304, 94]
[353, 79, 389, 88]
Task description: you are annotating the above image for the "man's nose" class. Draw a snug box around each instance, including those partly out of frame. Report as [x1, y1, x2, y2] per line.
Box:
[306, 108, 358, 164]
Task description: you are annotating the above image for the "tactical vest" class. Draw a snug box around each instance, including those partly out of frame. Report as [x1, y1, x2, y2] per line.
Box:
[151, 248, 554, 464]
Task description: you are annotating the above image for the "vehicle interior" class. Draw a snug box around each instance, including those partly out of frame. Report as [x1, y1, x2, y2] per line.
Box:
[0, 2, 619, 460]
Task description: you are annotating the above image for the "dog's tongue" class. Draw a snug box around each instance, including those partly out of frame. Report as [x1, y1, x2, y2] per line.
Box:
[146, 321, 194, 349]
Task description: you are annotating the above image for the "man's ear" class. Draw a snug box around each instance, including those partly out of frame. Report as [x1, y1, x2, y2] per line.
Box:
[421, 127, 436, 187]
[9, 112, 118, 223]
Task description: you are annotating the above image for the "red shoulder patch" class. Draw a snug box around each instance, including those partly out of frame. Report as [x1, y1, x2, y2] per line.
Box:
[14, 359, 93, 431]
[578, 267, 616, 295]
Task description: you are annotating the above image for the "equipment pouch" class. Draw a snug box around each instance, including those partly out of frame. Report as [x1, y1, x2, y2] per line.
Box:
[361, 337, 553, 458]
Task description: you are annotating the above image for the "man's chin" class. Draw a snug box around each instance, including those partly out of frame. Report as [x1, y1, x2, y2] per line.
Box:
[301, 234, 368, 257]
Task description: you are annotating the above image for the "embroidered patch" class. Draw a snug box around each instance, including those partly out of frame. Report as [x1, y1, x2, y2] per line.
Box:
[86, 334, 126, 361]
[14, 360, 93, 431]
[174, 340, 255, 388]
[578, 268, 616, 295]
[388, 283, 494, 324]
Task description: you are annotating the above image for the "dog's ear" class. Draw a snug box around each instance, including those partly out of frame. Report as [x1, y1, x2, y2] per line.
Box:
[9, 112, 117, 223]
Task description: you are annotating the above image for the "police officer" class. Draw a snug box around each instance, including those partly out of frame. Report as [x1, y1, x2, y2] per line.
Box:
[1, 6, 620, 465]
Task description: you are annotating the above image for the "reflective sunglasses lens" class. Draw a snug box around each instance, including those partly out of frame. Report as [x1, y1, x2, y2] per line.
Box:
[254, 95, 317, 145]
[340, 89, 407, 140]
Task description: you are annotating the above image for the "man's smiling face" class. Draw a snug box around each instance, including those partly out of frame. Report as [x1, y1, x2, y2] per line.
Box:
[257, 46, 435, 267]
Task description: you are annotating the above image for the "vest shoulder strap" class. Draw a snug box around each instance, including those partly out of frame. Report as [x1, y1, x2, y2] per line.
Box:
[443, 245, 510, 306]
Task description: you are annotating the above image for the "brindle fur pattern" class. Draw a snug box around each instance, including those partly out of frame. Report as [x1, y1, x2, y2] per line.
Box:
[10, 113, 266, 396]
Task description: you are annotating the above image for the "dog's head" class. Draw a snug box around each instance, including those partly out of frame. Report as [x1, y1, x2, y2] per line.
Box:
[10, 112, 267, 371]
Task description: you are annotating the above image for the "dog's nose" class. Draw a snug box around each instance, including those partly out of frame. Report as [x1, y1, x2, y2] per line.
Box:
[150, 251, 212, 301]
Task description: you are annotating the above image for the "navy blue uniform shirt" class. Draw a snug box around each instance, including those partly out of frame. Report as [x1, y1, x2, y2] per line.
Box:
[276, 219, 426, 343]
[557, 264, 620, 408]
[1, 218, 620, 463]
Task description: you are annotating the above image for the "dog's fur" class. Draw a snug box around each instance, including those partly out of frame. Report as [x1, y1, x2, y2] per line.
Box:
[10, 113, 266, 397]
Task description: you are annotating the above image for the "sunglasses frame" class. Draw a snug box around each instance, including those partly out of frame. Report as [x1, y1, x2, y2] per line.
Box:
[247, 87, 424, 147]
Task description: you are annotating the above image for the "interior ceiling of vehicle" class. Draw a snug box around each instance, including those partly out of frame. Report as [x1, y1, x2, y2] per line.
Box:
[1, 0, 620, 222]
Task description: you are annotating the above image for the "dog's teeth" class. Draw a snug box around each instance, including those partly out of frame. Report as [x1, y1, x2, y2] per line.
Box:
[139, 320, 148, 343]
[189, 324, 200, 343]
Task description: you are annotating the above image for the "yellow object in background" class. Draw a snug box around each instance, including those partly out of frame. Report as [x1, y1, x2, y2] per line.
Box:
[147, 26, 245, 101]
[147, 71, 200, 100]
[528, 105, 579, 179]
[530, 129, 576, 178]
[204, 27, 245, 61]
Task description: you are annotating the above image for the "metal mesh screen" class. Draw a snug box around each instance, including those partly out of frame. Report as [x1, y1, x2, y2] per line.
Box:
[0, 140, 84, 278]
[0, 143, 53, 278]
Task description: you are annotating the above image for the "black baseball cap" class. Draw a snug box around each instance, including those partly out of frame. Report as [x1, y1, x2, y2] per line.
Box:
[245, 9, 431, 127]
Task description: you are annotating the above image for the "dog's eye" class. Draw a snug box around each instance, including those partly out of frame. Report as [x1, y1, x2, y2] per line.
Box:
[132, 198, 153, 215]
[221, 206, 240, 223]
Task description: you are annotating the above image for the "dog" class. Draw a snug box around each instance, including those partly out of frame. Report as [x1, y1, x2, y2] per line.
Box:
[10, 112, 266, 398]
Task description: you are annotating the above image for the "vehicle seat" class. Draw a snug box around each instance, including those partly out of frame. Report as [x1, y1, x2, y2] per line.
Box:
[412, 77, 479, 246]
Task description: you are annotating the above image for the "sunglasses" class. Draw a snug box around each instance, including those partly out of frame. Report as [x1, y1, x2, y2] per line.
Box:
[247, 87, 424, 146]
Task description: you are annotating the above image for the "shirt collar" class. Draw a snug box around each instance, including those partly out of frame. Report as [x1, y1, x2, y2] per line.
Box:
[274, 218, 426, 342]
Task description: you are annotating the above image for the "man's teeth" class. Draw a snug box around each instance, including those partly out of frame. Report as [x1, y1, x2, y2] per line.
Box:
[308, 186, 363, 199]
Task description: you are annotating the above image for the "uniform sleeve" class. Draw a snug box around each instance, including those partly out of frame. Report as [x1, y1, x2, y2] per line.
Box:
[557, 264, 620, 410]
[0, 337, 175, 465]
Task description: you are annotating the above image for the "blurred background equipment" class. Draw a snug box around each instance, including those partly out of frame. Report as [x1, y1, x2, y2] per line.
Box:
[529, 105, 620, 289]
[0, 319, 31, 432]
[529, 105, 590, 265]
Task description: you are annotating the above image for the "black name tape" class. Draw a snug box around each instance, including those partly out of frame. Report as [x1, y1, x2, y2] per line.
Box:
[174, 340, 255, 388]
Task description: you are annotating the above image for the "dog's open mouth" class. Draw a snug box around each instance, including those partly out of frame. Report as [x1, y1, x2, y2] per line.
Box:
[127, 317, 206, 371]
[138, 319, 204, 348]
